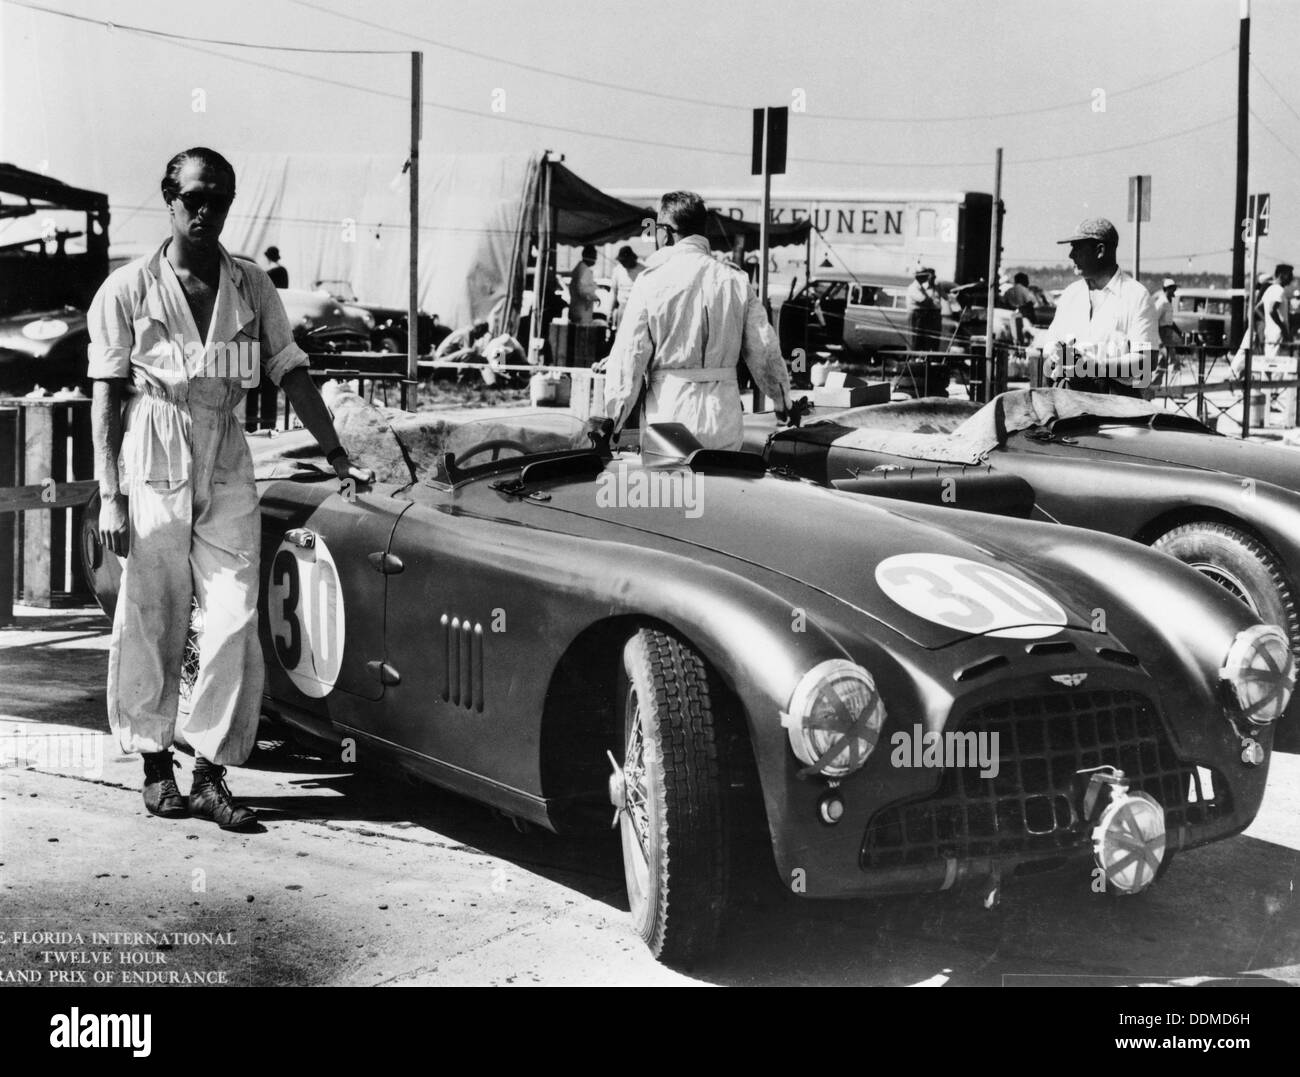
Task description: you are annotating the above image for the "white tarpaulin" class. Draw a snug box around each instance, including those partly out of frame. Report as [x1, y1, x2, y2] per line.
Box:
[225, 152, 541, 333]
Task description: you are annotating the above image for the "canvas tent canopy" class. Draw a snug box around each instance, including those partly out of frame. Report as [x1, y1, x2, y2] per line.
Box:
[224, 151, 656, 336]
[220, 152, 808, 337]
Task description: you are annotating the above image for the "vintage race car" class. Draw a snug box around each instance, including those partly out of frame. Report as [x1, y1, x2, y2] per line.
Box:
[0, 306, 91, 394]
[81, 401, 1293, 966]
[747, 387, 1300, 749]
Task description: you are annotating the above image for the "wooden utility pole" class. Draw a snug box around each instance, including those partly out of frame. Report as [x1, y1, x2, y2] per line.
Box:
[983, 148, 1003, 401]
[1230, 2, 1250, 349]
[406, 51, 423, 410]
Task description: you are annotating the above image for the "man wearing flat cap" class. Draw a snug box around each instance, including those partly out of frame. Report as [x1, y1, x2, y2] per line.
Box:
[1150, 277, 1184, 384]
[1034, 217, 1160, 396]
[906, 266, 942, 351]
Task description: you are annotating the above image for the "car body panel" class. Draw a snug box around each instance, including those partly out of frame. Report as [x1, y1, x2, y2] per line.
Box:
[81, 411, 1283, 902]
[748, 394, 1300, 749]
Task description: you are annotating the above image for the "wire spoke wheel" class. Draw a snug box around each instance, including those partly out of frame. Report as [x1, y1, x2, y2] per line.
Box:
[179, 597, 203, 716]
[614, 628, 729, 966]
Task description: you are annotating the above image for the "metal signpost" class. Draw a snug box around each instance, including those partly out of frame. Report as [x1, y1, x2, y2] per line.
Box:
[1128, 174, 1151, 281]
[751, 106, 788, 319]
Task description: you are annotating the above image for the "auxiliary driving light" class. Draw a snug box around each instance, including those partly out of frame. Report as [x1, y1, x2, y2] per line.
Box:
[1221, 624, 1295, 726]
[1086, 769, 1166, 895]
[781, 660, 885, 779]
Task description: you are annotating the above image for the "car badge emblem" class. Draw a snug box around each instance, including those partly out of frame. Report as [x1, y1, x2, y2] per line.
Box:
[1051, 673, 1088, 687]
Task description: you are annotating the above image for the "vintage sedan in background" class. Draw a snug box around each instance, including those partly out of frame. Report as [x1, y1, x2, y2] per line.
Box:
[108, 245, 375, 356]
[268, 287, 372, 356]
[313, 279, 448, 355]
[778, 274, 1031, 367]
[81, 403, 1292, 965]
[747, 388, 1300, 749]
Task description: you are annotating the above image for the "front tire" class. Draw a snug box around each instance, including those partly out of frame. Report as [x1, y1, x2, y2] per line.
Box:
[1151, 522, 1299, 648]
[614, 628, 729, 966]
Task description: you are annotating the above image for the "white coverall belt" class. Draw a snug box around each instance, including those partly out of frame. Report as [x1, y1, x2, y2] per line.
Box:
[135, 388, 232, 412]
[648, 367, 736, 385]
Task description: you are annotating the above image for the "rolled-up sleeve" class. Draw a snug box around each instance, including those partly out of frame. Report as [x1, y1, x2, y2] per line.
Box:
[86, 274, 135, 380]
[741, 288, 791, 410]
[604, 286, 655, 432]
[252, 269, 310, 386]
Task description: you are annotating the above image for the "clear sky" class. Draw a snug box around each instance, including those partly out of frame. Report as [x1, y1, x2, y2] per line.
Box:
[2, 0, 1297, 274]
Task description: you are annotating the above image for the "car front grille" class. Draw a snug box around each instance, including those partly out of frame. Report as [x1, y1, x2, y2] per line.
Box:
[861, 688, 1230, 871]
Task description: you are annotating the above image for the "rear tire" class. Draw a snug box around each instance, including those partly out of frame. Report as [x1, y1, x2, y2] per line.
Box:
[614, 628, 729, 966]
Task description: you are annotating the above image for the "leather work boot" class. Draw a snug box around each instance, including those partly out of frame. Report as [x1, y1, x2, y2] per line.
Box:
[189, 758, 259, 832]
[142, 751, 188, 818]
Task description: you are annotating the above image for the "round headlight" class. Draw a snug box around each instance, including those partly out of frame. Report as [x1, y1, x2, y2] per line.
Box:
[782, 659, 886, 779]
[1221, 624, 1295, 725]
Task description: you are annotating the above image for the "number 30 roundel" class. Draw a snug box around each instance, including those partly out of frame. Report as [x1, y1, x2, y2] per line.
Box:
[875, 553, 1067, 640]
[266, 535, 346, 698]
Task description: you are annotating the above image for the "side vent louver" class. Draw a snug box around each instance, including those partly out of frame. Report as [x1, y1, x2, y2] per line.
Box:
[440, 614, 485, 712]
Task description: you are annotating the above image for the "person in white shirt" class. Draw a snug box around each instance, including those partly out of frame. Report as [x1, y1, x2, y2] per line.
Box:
[905, 267, 942, 350]
[1259, 263, 1294, 357]
[1033, 217, 1160, 396]
[609, 245, 644, 331]
[601, 191, 791, 451]
[89, 147, 373, 830]
[568, 245, 600, 325]
[1150, 277, 1184, 383]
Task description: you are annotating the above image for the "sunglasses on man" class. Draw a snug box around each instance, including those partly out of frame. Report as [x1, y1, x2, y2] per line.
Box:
[173, 190, 234, 215]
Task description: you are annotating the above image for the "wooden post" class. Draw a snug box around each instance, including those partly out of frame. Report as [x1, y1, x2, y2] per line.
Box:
[22, 404, 57, 605]
[68, 402, 92, 595]
[1230, 2, 1250, 349]
[406, 50, 423, 411]
[759, 116, 772, 320]
[983, 148, 1003, 402]
[1242, 221, 1261, 437]
[0, 409, 15, 624]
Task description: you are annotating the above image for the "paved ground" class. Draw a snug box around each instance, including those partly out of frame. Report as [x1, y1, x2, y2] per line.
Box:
[1, 605, 1298, 987]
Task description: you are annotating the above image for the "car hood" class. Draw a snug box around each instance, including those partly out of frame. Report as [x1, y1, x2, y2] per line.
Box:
[0, 308, 87, 357]
[277, 289, 368, 328]
[532, 461, 1097, 649]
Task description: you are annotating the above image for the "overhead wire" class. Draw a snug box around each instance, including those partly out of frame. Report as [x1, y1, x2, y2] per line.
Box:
[288, 0, 1235, 125]
[2, 0, 408, 53]
[3, 0, 1241, 169]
